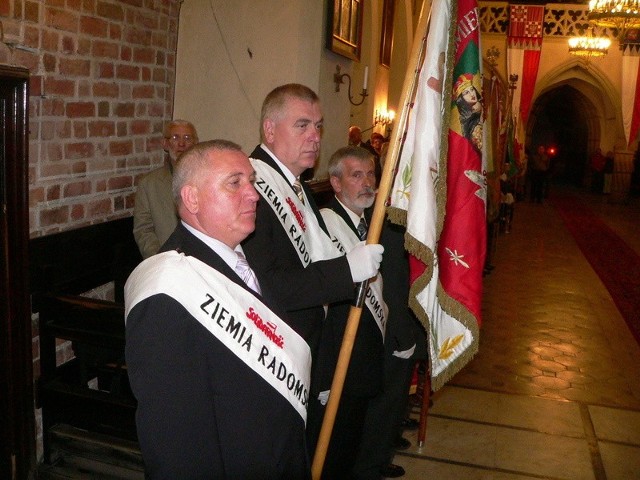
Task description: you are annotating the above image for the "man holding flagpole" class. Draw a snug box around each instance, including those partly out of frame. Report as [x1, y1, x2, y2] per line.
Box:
[242, 83, 384, 454]
[311, 146, 387, 478]
[317, 146, 421, 479]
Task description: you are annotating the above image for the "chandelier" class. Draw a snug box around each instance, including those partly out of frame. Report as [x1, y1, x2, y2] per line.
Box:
[588, 0, 640, 39]
[568, 34, 612, 57]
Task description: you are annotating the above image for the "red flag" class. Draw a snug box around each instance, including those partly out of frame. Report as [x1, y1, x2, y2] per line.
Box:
[388, 0, 484, 389]
[508, 5, 544, 126]
[440, 0, 486, 323]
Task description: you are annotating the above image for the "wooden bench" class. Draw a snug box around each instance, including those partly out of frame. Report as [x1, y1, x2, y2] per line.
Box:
[31, 217, 142, 464]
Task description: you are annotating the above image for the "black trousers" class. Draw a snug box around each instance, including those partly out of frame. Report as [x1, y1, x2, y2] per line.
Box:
[351, 356, 414, 480]
[307, 394, 370, 480]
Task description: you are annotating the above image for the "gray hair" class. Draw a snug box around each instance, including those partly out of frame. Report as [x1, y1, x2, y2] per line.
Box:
[172, 139, 243, 205]
[260, 84, 319, 141]
[163, 119, 199, 141]
[328, 146, 374, 178]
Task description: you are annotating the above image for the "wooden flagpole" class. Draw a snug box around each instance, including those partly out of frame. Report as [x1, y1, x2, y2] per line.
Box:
[311, 2, 433, 478]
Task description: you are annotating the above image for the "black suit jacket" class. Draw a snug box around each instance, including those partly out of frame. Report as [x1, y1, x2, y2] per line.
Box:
[315, 198, 385, 397]
[126, 224, 309, 479]
[242, 146, 355, 357]
[374, 212, 422, 357]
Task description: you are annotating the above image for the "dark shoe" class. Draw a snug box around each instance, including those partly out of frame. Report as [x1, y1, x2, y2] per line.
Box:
[380, 463, 405, 478]
[394, 436, 411, 450]
[401, 417, 419, 430]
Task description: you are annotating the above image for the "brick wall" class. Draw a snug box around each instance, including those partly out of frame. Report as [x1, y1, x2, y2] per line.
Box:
[2, 1, 179, 461]
[0, 0, 180, 237]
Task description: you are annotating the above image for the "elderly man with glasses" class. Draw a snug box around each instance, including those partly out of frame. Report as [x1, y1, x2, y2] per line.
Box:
[133, 119, 199, 258]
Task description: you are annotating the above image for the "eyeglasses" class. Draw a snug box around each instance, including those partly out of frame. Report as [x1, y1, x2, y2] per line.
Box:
[167, 134, 195, 143]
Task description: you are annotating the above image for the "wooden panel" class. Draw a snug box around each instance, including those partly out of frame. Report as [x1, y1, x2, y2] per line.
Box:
[29, 217, 142, 307]
[0, 65, 35, 480]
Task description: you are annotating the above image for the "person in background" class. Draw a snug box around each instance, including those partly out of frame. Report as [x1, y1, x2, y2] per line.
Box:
[348, 125, 366, 147]
[529, 144, 550, 204]
[603, 151, 614, 195]
[241, 84, 384, 455]
[133, 119, 198, 258]
[363, 132, 385, 185]
[590, 147, 605, 194]
[368, 132, 385, 156]
[499, 161, 516, 234]
[125, 140, 310, 478]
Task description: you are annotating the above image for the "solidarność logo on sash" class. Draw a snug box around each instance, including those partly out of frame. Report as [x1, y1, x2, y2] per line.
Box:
[125, 251, 311, 422]
[250, 158, 341, 266]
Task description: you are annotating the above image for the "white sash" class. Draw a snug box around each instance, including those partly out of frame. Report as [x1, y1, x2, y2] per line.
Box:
[320, 208, 388, 338]
[250, 158, 342, 266]
[125, 251, 311, 422]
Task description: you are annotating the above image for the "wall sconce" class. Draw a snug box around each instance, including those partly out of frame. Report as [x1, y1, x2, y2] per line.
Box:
[334, 64, 368, 106]
[374, 109, 395, 126]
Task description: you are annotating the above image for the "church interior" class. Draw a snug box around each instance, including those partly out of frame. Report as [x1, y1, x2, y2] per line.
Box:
[1, 0, 640, 478]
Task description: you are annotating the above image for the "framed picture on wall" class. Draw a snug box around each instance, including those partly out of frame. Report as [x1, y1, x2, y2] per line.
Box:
[379, 0, 395, 67]
[327, 0, 364, 61]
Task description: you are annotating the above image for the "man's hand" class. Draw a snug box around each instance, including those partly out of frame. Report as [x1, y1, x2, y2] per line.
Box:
[346, 241, 384, 283]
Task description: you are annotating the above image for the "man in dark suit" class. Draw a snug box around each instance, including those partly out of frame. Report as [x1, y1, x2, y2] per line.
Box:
[125, 140, 311, 479]
[313, 145, 386, 478]
[320, 146, 423, 479]
[352, 216, 423, 480]
[242, 84, 384, 443]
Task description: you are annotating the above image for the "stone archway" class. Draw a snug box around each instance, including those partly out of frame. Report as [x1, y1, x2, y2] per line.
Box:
[531, 60, 621, 150]
[528, 85, 597, 187]
[527, 60, 621, 188]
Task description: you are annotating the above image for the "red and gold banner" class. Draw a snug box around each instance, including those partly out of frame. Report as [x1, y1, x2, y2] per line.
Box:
[388, 0, 484, 389]
[508, 4, 544, 127]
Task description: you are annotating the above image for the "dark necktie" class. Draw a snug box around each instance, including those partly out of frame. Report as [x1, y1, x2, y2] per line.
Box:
[292, 179, 305, 205]
[235, 251, 262, 295]
[357, 216, 368, 241]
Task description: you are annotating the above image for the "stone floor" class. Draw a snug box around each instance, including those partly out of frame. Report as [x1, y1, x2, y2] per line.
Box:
[392, 188, 640, 480]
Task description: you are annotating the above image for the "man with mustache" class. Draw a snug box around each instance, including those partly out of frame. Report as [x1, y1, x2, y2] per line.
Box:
[125, 140, 311, 478]
[312, 146, 387, 478]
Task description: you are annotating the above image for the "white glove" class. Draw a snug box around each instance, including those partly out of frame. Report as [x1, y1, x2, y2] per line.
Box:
[346, 241, 384, 283]
[318, 390, 330, 406]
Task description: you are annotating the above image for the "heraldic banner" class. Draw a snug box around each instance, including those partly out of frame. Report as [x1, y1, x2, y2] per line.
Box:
[507, 4, 544, 128]
[388, 0, 485, 390]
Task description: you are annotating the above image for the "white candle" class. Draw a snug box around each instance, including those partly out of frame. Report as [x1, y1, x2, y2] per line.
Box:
[363, 66, 369, 90]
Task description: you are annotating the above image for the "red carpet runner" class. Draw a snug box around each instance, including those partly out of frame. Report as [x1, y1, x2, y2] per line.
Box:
[551, 192, 640, 346]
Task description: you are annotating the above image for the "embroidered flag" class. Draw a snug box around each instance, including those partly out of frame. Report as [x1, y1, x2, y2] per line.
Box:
[388, 0, 484, 390]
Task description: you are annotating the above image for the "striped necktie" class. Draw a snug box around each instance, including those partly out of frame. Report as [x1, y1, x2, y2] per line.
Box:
[235, 251, 262, 295]
[357, 216, 368, 241]
[292, 179, 305, 205]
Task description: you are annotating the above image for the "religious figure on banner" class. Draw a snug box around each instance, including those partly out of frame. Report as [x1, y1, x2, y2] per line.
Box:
[453, 73, 483, 153]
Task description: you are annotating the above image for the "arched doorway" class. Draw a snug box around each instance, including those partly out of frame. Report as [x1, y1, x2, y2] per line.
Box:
[527, 61, 621, 192]
[528, 85, 596, 187]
